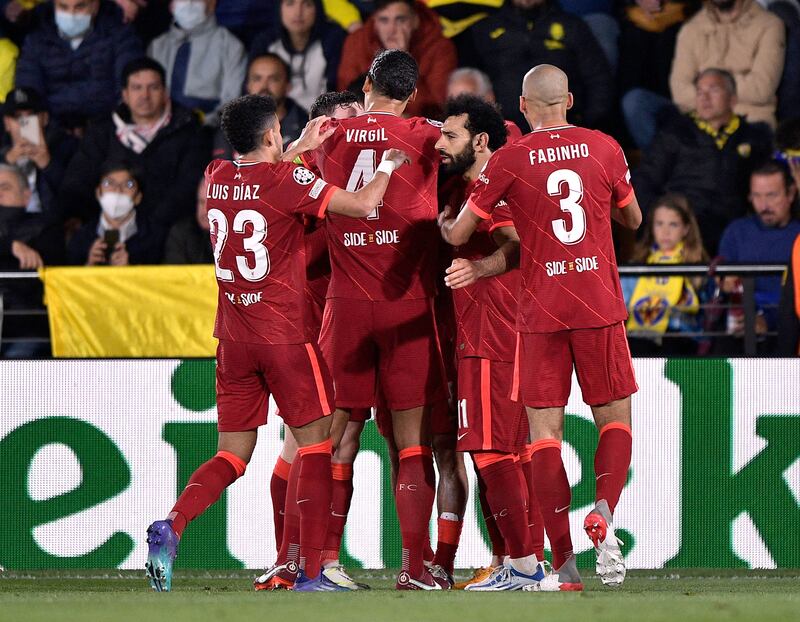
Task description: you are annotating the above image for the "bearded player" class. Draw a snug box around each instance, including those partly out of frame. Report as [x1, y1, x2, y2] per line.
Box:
[440, 65, 642, 591]
[145, 94, 409, 592]
[435, 94, 547, 590]
[299, 50, 451, 590]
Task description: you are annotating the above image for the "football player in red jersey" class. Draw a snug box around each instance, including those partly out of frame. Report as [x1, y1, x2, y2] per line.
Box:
[300, 50, 451, 590]
[258, 91, 373, 592]
[435, 94, 546, 591]
[440, 65, 642, 591]
[145, 93, 410, 593]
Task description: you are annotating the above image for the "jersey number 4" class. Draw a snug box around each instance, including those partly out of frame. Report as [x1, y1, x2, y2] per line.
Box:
[345, 149, 381, 220]
[208, 208, 270, 282]
[548, 168, 586, 245]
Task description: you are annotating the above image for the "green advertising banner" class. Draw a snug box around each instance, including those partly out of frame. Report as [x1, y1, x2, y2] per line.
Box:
[0, 359, 798, 570]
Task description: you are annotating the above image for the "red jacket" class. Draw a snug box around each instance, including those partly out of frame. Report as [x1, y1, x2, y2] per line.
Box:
[337, 2, 457, 118]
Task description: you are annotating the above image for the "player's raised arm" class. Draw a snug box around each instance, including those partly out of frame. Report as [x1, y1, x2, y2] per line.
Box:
[612, 192, 643, 230]
[439, 202, 483, 246]
[326, 149, 411, 218]
[281, 116, 335, 163]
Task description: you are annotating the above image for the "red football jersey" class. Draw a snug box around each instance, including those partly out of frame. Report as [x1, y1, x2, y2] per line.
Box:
[446, 178, 520, 362]
[467, 125, 634, 333]
[303, 112, 442, 300]
[205, 159, 337, 344]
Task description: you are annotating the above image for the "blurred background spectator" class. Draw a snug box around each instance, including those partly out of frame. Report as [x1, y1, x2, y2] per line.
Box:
[337, 0, 456, 117]
[777, 231, 800, 355]
[147, 0, 246, 126]
[1, 87, 76, 217]
[60, 57, 208, 239]
[213, 53, 308, 158]
[633, 68, 772, 255]
[67, 161, 162, 264]
[15, 0, 143, 132]
[214, 0, 275, 47]
[776, 116, 800, 189]
[0, 162, 61, 356]
[163, 176, 211, 263]
[0, 36, 17, 101]
[623, 192, 709, 355]
[715, 161, 800, 353]
[469, 0, 613, 132]
[249, 0, 346, 113]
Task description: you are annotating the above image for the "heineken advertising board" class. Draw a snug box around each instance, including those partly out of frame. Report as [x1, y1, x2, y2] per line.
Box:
[1, 359, 798, 570]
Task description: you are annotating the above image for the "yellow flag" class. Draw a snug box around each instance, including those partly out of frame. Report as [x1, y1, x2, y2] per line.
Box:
[40, 265, 218, 357]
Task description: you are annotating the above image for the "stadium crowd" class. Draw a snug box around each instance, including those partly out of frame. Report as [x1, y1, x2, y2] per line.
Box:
[0, 0, 799, 357]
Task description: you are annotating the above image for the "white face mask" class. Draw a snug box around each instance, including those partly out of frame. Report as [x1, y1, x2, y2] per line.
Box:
[55, 10, 92, 38]
[173, 0, 207, 30]
[99, 192, 135, 220]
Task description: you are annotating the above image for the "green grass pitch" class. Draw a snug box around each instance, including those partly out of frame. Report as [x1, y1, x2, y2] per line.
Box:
[2, 569, 799, 622]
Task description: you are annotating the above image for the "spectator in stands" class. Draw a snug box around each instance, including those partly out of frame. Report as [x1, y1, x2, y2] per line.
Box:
[622, 193, 709, 355]
[717, 162, 800, 351]
[1, 87, 76, 217]
[446, 67, 523, 138]
[447, 67, 494, 101]
[0, 162, 60, 357]
[67, 161, 162, 265]
[249, 0, 346, 113]
[0, 37, 17, 101]
[212, 54, 308, 159]
[618, 0, 698, 128]
[337, 0, 457, 118]
[763, 0, 800, 122]
[15, 0, 143, 132]
[163, 176, 211, 263]
[558, 0, 620, 73]
[670, 0, 785, 128]
[776, 116, 800, 189]
[777, 231, 800, 355]
[148, 0, 246, 126]
[633, 68, 772, 255]
[470, 0, 614, 132]
[60, 57, 209, 239]
[214, 0, 275, 46]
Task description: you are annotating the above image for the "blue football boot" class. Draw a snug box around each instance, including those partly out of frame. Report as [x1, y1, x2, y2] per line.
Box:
[146, 520, 179, 592]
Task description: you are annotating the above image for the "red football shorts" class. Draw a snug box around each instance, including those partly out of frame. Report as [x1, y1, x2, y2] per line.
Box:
[456, 357, 528, 453]
[512, 322, 638, 408]
[216, 339, 334, 432]
[319, 297, 447, 410]
[349, 407, 372, 423]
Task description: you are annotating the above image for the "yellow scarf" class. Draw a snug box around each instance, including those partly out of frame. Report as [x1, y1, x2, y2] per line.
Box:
[691, 113, 741, 150]
[627, 243, 700, 335]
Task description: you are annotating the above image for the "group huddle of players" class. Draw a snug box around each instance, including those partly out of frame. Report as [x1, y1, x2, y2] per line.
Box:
[144, 48, 643, 593]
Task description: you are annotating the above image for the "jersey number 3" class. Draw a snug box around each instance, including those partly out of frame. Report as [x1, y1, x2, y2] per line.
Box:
[345, 149, 381, 220]
[208, 208, 270, 282]
[548, 168, 586, 245]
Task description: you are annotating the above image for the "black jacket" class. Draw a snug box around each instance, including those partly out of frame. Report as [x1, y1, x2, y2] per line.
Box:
[470, 0, 614, 130]
[163, 216, 213, 264]
[633, 113, 773, 255]
[60, 103, 211, 237]
[66, 213, 163, 265]
[14, 0, 143, 128]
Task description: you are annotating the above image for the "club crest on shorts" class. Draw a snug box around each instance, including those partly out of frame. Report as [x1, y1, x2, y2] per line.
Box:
[293, 166, 315, 185]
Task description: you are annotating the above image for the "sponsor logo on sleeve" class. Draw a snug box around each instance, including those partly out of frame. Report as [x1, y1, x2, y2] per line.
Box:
[309, 178, 327, 199]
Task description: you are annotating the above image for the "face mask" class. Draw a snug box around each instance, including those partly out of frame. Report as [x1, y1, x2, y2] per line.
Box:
[173, 1, 206, 30]
[55, 10, 92, 38]
[99, 192, 135, 220]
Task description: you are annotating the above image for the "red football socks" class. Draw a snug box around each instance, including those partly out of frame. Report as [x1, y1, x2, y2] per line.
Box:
[531, 439, 573, 569]
[477, 471, 506, 558]
[520, 446, 545, 561]
[473, 452, 532, 559]
[169, 451, 245, 538]
[595, 423, 632, 515]
[270, 456, 292, 553]
[433, 516, 463, 574]
[396, 446, 436, 577]
[322, 462, 354, 565]
[296, 439, 333, 579]
[276, 458, 301, 566]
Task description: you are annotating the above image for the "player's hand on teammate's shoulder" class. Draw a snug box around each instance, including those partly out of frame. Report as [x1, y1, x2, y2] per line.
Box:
[381, 148, 411, 170]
